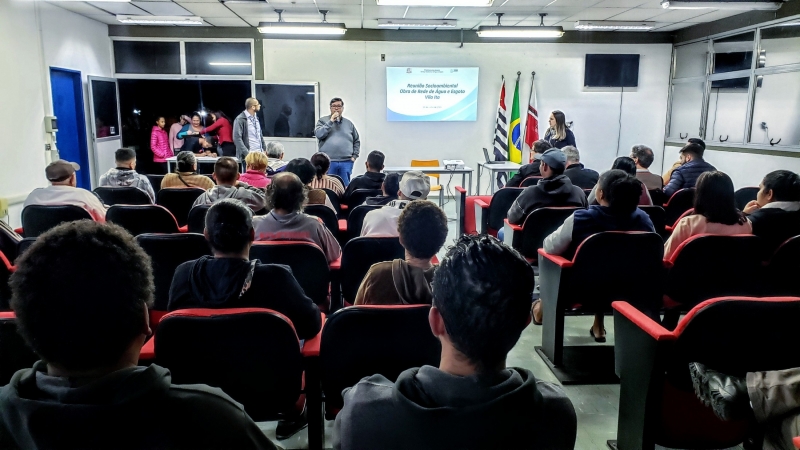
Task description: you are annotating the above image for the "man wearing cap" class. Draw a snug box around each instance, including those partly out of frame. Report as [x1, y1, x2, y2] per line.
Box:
[506, 148, 587, 227]
[23, 160, 107, 222]
[360, 171, 430, 237]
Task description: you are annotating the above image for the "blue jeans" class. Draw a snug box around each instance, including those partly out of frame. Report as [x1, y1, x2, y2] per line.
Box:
[330, 160, 354, 186]
[497, 228, 505, 241]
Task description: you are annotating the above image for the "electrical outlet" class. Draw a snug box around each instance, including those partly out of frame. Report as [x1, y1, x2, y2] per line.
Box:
[381, 54, 385, 61]
[0, 197, 8, 218]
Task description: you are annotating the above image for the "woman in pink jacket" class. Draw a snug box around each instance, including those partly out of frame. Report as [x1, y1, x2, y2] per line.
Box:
[151, 116, 172, 174]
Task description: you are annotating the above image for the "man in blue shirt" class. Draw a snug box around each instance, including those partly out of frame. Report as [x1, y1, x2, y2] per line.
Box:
[663, 143, 716, 198]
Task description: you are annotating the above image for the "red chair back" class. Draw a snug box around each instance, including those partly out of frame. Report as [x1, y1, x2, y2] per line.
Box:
[0, 312, 38, 385]
[250, 241, 330, 306]
[485, 188, 524, 235]
[156, 188, 205, 227]
[664, 188, 695, 225]
[520, 176, 542, 187]
[346, 205, 382, 241]
[520, 207, 580, 260]
[734, 187, 758, 211]
[93, 186, 151, 206]
[340, 237, 405, 303]
[0, 252, 14, 311]
[107, 205, 180, 236]
[766, 235, 800, 297]
[639, 205, 666, 239]
[21, 205, 92, 238]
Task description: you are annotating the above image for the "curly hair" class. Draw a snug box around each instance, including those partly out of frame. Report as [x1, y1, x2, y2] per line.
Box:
[10, 221, 153, 371]
[398, 201, 448, 259]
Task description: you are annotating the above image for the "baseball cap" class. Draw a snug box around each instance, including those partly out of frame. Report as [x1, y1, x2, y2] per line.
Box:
[540, 149, 566, 172]
[45, 160, 80, 181]
[399, 171, 431, 200]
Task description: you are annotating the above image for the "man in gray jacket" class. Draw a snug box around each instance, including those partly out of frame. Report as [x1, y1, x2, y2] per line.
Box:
[98, 148, 155, 203]
[233, 97, 264, 159]
[314, 97, 360, 185]
[192, 157, 266, 212]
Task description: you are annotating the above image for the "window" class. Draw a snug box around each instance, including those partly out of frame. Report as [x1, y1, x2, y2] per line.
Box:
[669, 82, 705, 139]
[185, 42, 252, 76]
[711, 31, 755, 75]
[759, 23, 800, 68]
[750, 71, 800, 146]
[706, 77, 750, 144]
[674, 42, 708, 79]
[113, 41, 181, 75]
[90, 80, 119, 139]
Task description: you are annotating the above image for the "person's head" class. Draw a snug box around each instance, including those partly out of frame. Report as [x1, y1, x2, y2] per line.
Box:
[245, 97, 260, 113]
[266, 141, 285, 160]
[311, 152, 331, 181]
[758, 170, 800, 206]
[539, 148, 566, 178]
[45, 160, 80, 187]
[431, 235, 534, 374]
[204, 199, 255, 257]
[330, 97, 344, 115]
[179, 115, 190, 125]
[266, 172, 306, 213]
[694, 171, 744, 225]
[398, 171, 431, 200]
[155, 116, 165, 129]
[611, 156, 637, 176]
[115, 148, 137, 170]
[398, 201, 448, 260]
[176, 151, 197, 173]
[211, 110, 229, 123]
[562, 146, 580, 168]
[679, 143, 705, 164]
[245, 151, 268, 174]
[688, 137, 706, 150]
[596, 170, 642, 214]
[191, 114, 201, 128]
[285, 158, 316, 185]
[366, 150, 385, 172]
[548, 110, 567, 141]
[10, 221, 153, 374]
[281, 104, 292, 116]
[213, 156, 240, 186]
[532, 139, 552, 160]
[382, 172, 401, 197]
[630, 145, 654, 170]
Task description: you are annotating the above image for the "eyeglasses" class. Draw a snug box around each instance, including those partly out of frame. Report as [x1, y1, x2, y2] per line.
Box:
[331, 104, 343, 108]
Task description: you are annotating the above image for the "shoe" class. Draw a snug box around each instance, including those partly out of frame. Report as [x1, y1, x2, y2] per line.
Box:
[590, 327, 606, 343]
[689, 362, 752, 421]
[531, 300, 542, 326]
[276, 408, 308, 440]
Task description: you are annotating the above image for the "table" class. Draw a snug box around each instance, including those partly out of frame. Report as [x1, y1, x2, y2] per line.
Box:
[166, 156, 239, 173]
[383, 166, 474, 206]
[476, 161, 521, 194]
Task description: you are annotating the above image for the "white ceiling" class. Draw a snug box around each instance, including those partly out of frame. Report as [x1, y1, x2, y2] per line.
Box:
[50, 0, 746, 31]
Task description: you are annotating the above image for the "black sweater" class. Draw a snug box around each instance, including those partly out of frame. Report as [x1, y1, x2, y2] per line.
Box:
[543, 128, 576, 149]
[507, 175, 587, 225]
[748, 207, 800, 254]
[344, 172, 385, 201]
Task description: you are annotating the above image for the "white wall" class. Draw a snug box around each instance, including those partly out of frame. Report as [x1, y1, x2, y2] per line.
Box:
[264, 40, 673, 195]
[0, 0, 112, 227]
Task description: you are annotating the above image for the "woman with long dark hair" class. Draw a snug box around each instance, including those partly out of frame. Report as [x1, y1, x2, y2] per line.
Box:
[202, 110, 235, 157]
[664, 171, 751, 259]
[177, 113, 205, 154]
[309, 152, 345, 197]
[543, 110, 576, 149]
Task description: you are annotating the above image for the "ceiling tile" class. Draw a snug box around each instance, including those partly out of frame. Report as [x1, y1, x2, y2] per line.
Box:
[86, 13, 124, 23]
[88, 1, 148, 14]
[362, 5, 407, 19]
[47, 1, 107, 14]
[179, 2, 236, 17]
[653, 22, 692, 31]
[132, 1, 193, 15]
[565, 7, 629, 20]
[592, 0, 648, 6]
[223, 1, 275, 15]
[405, 7, 451, 19]
[684, 9, 743, 23]
[544, 0, 603, 7]
[652, 8, 714, 22]
[205, 16, 249, 25]
[606, 7, 666, 20]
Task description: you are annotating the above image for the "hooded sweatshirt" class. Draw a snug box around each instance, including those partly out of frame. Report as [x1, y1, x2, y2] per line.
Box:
[507, 174, 587, 225]
[192, 182, 266, 212]
[169, 256, 321, 339]
[333, 365, 577, 450]
[353, 259, 435, 305]
[99, 167, 156, 203]
[344, 172, 386, 202]
[0, 361, 276, 450]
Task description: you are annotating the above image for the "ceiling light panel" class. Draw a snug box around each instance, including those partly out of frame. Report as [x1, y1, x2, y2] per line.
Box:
[378, 18, 456, 27]
[476, 26, 564, 38]
[377, 0, 494, 6]
[660, 0, 783, 10]
[117, 14, 204, 24]
[575, 20, 655, 30]
[257, 22, 347, 34]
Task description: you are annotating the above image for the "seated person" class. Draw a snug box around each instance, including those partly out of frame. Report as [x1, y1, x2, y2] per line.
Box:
[192, 157, 267, 212]
[663, 142, 716, 198]
[562, 146, 599, 190]
[310, 152, 345, 197]
[355, 201, 448, 305]
[664, 171, 751, 259]
[266, 141, 288, 175]
[334, 234, 577, 450]
[284, 158, 336, 213]
[253, 173, 342, 263]
[630, 144, 664, 191]
[365, 172, 400, 206]
[744, 170, 800, 254]
[239, 151, 270, 189]
[506, 139, 552, 188]
[169, 199, 321, 339]
[507, 148, 587, 226]
[541, 170, 655, 341]
[361, 171, 430, 237]
[587, 157, 652, 206]
[343, 150, 386, 202]
[662, 137, 705, 186]
[99, 148, 156, 203]
[23, 160, 107, 222]
[2, 220, 276, 449]
[161, 151, 215, 190]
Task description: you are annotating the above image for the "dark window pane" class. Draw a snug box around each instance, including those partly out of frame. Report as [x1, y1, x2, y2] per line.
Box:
[91, 80, 119, 138]
[185, 42, 252, 75]
[114, 41, 181, 74]
[254, 84, 317, 138]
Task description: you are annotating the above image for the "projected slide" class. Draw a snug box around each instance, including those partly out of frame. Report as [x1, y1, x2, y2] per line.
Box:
[386, 67, 479, 122]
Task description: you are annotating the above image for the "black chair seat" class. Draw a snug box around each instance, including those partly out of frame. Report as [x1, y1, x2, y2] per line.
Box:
[21, 205, 92, 238]
[157, 188, 206, 227]
[340, 237, 405, 303]
[187, 204, 211, 234]
[304, 205, 339, 239]
[107, 205, 180, 236]
[93, 186, 151, 206]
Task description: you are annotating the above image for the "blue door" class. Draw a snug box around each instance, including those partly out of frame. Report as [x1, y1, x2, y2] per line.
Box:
[50, 68, 90, 188]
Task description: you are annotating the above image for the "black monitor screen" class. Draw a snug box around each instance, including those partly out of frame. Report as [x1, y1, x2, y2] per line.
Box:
[584, 54, 640, 87]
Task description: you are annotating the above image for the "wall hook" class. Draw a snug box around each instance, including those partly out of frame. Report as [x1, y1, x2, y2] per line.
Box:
[719, 135, 728, 142]
[680, 133, 688, 140]
[770, 138, 782, 146]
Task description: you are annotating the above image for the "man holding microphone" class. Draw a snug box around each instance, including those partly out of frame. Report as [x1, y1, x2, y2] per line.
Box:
[314, 97, 361, 185]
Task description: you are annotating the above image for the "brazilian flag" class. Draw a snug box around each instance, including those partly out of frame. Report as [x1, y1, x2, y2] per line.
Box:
[508, 77, 522, 164]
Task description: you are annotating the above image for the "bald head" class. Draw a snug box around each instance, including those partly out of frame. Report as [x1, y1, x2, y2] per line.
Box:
[245, 98, 260, 113]
[267, 172, 306, 213]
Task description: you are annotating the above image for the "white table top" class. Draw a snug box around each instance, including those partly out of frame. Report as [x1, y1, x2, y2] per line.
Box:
[477, 161, 521, 170]
[384, 166, 474, 172]
[166, 156, 238, 162]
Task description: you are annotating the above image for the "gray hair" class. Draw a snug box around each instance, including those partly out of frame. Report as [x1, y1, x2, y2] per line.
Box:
[176, 151, 197, 172]
[266, 141, 285, 159]
[562, 146, 580, 164]
[630, 145, 654, 169]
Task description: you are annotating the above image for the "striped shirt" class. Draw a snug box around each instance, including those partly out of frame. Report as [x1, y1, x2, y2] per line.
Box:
[310, 175, 345, 197]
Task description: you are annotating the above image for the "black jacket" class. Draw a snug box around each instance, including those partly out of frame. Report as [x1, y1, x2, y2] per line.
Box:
[748, 206, 800, 254]
[344, 172, 386, 201]
[507, 175, 587, 225]
[506, 161, 542, 188]
[365, 194, 397, 206]
[0, 361, 276, 450]
[333, 365, 576, 450]
[169, 256, 322, 339]
[563, 163, 600, 190]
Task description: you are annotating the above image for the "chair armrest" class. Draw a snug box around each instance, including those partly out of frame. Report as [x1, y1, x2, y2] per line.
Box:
[340, 204, 348, 211]
[178, 225, 189, 233]
[474, 199, 490, 234]
[0, 311, 16, 319]
[329, 257, 341, 271]
[612, 301, 674, 341]
[454, 186, 466, 194]
[792, 436, 800, 449]
[14, 228, 23, 235]
[503, 219, 523, 248]
[139, 337, 155, 362]
[537, 248, 573, 268]
[338, 219, 347, 234]
[301, 314, 326, 358]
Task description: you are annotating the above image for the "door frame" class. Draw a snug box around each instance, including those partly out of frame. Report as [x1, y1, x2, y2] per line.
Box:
[87, 76, 122, 186]
[49, 67, 90, 188]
